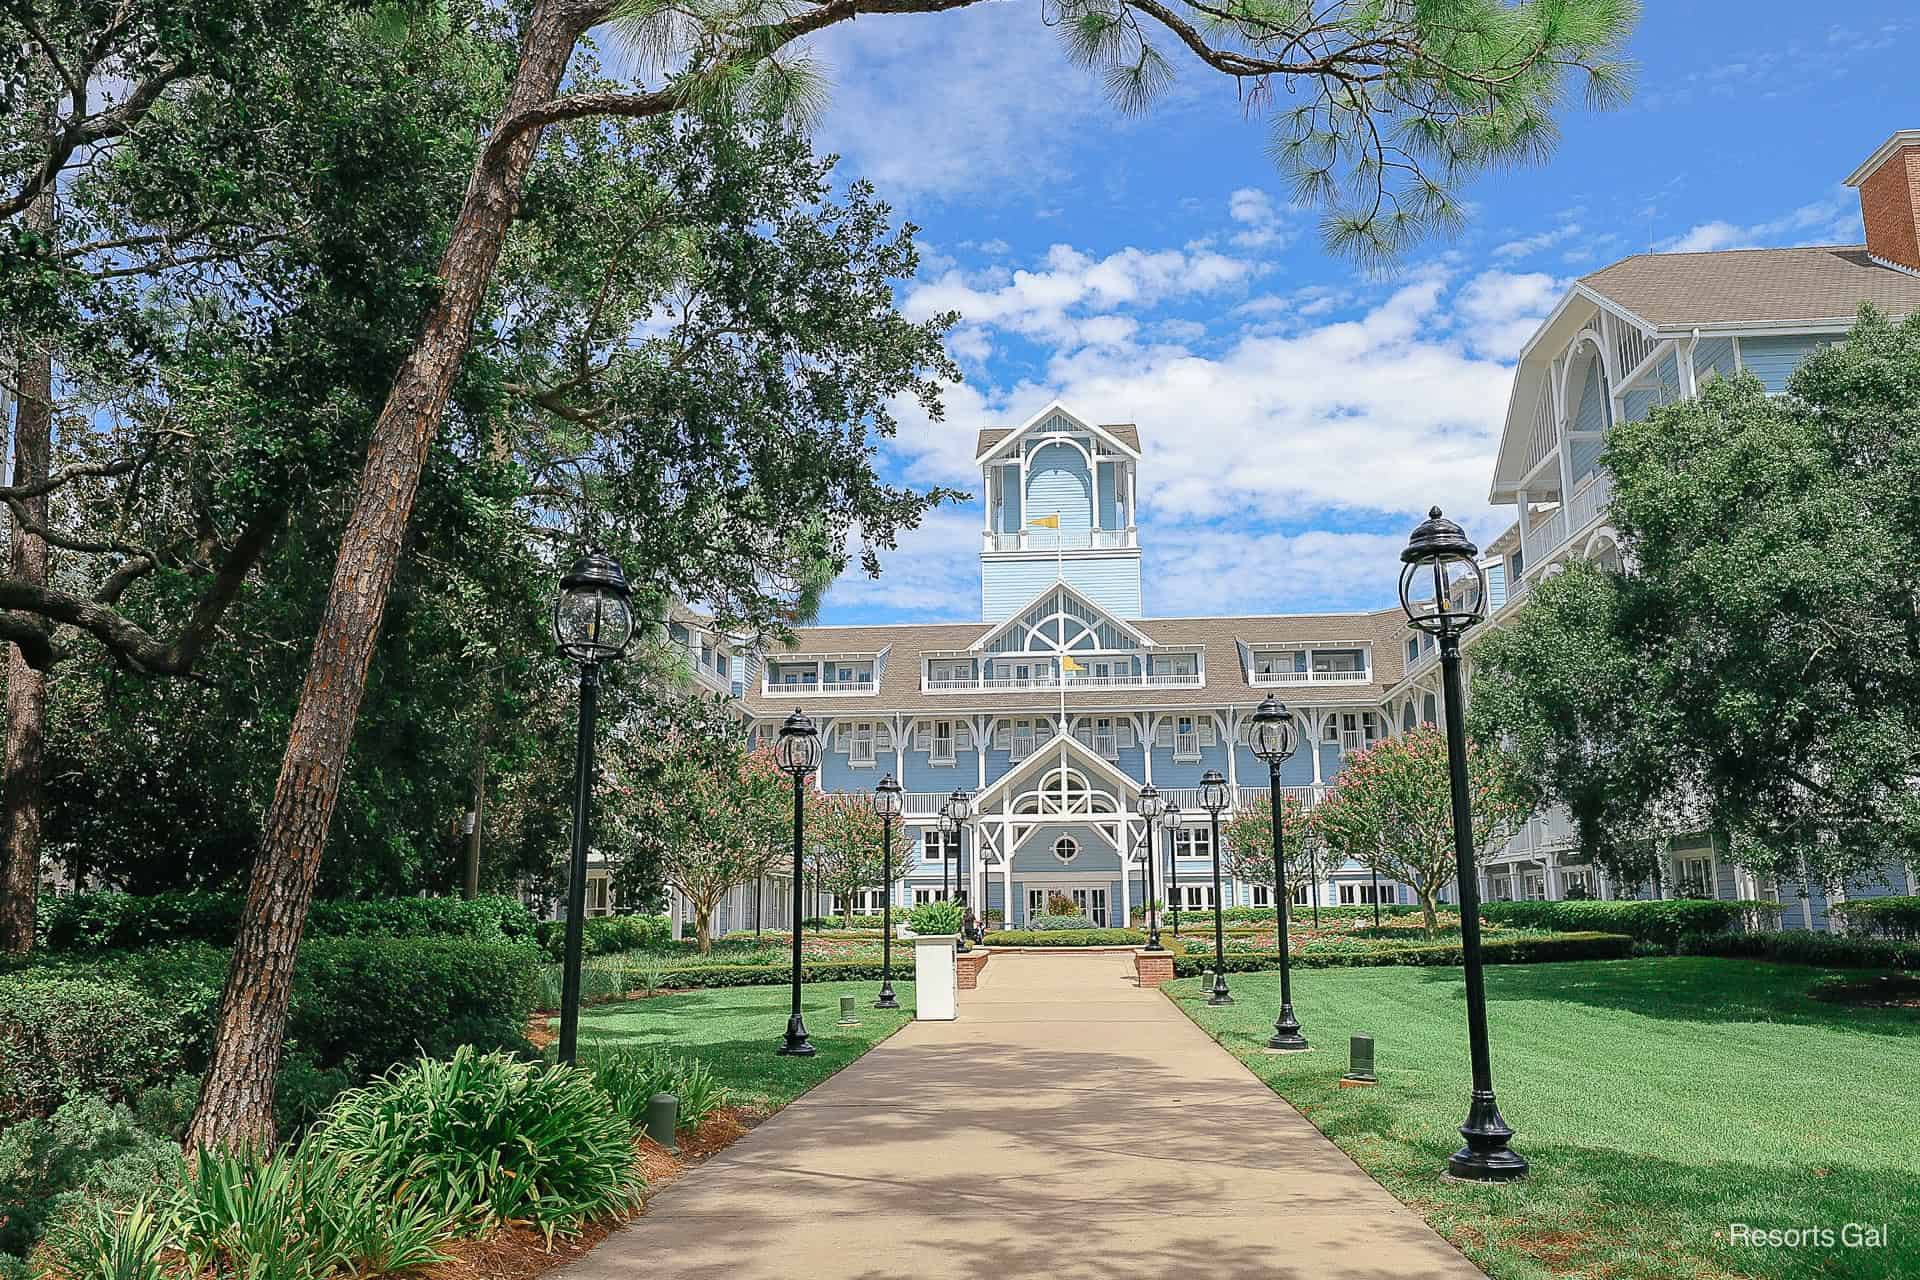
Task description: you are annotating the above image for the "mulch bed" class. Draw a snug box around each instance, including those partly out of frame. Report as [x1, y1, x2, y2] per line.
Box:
[424, 1104, 767, 1280]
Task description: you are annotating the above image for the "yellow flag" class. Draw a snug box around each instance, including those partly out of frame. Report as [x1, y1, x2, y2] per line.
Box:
[1061, 655, 1084, 674]
[1028, 513, 1060, 529]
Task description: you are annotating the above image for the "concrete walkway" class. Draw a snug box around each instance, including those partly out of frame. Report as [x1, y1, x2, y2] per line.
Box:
[564, 951, 1486, 1280]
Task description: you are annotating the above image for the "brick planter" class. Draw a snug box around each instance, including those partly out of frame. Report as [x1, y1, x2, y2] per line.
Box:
[1134, 949, 1176, 988]
[955, 948, 992, 990]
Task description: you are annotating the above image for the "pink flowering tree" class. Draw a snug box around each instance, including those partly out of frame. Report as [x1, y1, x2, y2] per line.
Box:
[1221, 793, 1316, 914]
[805, 791, 892, 928]
[1309, 726, 1533, 936]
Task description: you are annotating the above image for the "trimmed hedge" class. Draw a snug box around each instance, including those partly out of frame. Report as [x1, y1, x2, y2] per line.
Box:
[534, 914, 671, 960]
[41, 891, 538, 953]
[0, 975, 182, 1123]
[981, 929, 1146, 947]
[1171, 931, 1633, 976]
[1678, 930, 1920, 970]
[1831, 895, 1920, 940]
[1146, 904, 1425, 924]
[19, 937, 542, 1081]
[1479, 899, 1780, 947]
[596, 959, 917, 991]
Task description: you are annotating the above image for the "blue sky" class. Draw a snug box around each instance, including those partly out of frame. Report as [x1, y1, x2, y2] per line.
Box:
[797, 2, 1916, 625]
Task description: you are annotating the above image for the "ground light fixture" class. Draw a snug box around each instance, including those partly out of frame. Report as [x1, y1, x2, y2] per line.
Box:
[1164, 803, 1182, 935]
[1247, 695, 1308, 1052]
[553, 550, 636, 1066]
[775, 709, 822, 1057]
[873, 775, 903, 1010]
[946, 788, 974, 951]
[1136, 784, 1166, 950]
[1198, 770, 1233, 1006]
[1400, 505, 1526, 1182]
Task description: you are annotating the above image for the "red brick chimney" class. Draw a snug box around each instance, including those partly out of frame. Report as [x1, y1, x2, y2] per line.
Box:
[1846, 130, 1920, 275]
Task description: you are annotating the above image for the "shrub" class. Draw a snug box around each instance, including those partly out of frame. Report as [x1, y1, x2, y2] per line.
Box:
[531, 914, 674, 961]
[1479, 899, 1781, 947]
[40, 892, 538, 953]
[308, 1047, 643, 1239]
[1043, 893, 1077, 916]
[1677, 930, 1920, 970]
[982, 929, 1146, 947]
[40, 1197, 175, 1280]
[0, 1096, 185, 1258]
[572, 959, 915, 991]
[171, 1145, 450, 1279]
[1025, 913, 1096, 931]
[906, 901, 963, 935]
[1831, 895, 1920, 940]
[0, 975, 180, 1123]
[23, 937, 542, 1084]
[1171, 931, 1633, 976]
[587, 1048, 730, 1134]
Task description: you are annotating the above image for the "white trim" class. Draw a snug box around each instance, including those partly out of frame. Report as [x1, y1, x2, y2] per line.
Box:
[1842, 131, 1920, 187]
[974, 400, 1143, 464]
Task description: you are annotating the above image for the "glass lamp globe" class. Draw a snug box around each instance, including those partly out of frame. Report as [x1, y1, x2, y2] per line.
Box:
[1137, 783, 1164, 821]
[1199, 769, 1230, 816]
[1248, 695, 1301, 764]
[874, 774, 904, 820]
[553, 549, 636, 664]
[774, 708, 820, 777]
[1399, 507, 1489, 636]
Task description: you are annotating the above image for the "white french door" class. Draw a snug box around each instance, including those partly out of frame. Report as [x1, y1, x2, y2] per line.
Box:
[1071, 887, 1110, 927]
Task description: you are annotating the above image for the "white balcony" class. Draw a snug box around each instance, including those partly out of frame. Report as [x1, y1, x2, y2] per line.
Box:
[761, 678, 877, 696]
[982, 527, 1138, 553]
[1250, 667, 1372, 686]
[922, 668, 1203, 694]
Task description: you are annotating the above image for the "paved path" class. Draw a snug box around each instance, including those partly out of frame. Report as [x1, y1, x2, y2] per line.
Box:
[564, 951, 1485, 1280]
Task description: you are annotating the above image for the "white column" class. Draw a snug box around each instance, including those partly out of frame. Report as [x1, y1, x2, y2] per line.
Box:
[1116, 818, 1131, 928]
[1545, 854, 1562, 901]
[1515, 489, 1533, 569]
[1309, 711, 1325, 786]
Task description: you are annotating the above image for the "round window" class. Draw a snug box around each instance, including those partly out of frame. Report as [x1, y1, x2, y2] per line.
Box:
[1053, 836, 1079, 863]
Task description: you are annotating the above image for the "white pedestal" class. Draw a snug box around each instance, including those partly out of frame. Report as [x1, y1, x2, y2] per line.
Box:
[913, 934, 958, 1020]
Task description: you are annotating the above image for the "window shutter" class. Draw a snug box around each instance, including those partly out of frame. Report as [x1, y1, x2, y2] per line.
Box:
[1116, 722, 1135, 749]
[877, 725, 893, 751]
[995, 724, 1012, 750]
[1154, 722, 1172, 748]
[914, 725, 932, 752]
[1198, 719, 1216, 746]
[1073, 724, 1093, 747]
[955, 724, 972, 749]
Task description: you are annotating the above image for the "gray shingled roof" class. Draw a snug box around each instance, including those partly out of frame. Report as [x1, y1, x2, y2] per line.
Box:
[1579, 245, 1920, 330]
[743, 607, 1413, 717]
[975, 423, 1141, 458]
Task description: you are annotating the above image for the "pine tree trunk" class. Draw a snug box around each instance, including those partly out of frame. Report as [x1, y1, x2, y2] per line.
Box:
[184, 0, 593, 1153]
[463, 709, 489, 900]
[0, 182, 54, 959]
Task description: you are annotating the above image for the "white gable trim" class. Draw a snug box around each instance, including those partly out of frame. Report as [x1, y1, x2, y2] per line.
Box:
[970, 579, 1156, 653]
[968, 728, 1143, 811]
[974, 400, 1142, 465]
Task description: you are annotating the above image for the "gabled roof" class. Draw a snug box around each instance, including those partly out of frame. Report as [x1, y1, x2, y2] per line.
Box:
[967, 729, 1144, 813]
[973, 402, 1143, 463]
[1577, 246, 1920, 332]
[970, 579, 1157, 653]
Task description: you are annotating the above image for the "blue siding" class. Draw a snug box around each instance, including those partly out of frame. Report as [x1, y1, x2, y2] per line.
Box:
[1011, 823, 1120, 873]
[1571, 359, 1607, 433]
[1232, 742, 1314, 786]
[1621, 387, 1663, 424]
[1024, 442, 1092, 539]
[1486, 562, 1507, 611]
[981, 554, 1143, 621]
[1570, 434, 1604, 481]
[1739, 334, 1826, 393]
[819, 751, 884, 792]
[1097, 463, 1122, 529]
[900, 748, 978, 791]
[1147, 740, 1230, 788]
[1694, 337, 1735, 384]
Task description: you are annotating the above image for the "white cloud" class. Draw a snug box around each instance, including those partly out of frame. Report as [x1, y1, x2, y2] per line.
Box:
[828, 508, 982, 618]
[1454, 270, 1563, 360]
[1227, 187, 1294, 250]
[1492, 221, 1583, 260]
[1662, 190, 1863, 253]
[1142, 527, 1417, 617]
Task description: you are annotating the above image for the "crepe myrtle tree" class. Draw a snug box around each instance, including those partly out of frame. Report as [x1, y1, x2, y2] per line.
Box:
[1220, 795, 1316, 914]
[805, 790, 890, 928]
[621, 740, 789, 955]
[1310, 727, 1532, 937]
[149, 0, 1632, 1150]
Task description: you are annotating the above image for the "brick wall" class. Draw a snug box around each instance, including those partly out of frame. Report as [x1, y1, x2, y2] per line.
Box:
[1860, 145, 1920, 273]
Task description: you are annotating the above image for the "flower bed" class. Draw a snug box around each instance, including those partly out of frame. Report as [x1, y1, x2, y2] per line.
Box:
[1171, 930, 1633, 975]
[980, 929, 1146, 948]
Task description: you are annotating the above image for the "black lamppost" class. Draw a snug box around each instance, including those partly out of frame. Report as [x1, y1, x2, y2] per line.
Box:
[874, 775, 903, 1010]
[553, 550, 636, 1066]
[1199, 770, 1232, 1006]
[1165, 803, 1183, 936]
[775, 709, 821, 1057]
[1248, 696, 1307, 1053]
[946, 788, 974, 952]
[1137, 784, 1165, 950]
[1401, 505, 1526, 1182]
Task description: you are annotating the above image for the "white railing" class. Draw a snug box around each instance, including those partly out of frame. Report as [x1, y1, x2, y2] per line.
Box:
[1563, 471, 1611, 538]
[903, 792, 951, 816]
[1533, 505, 1568, 556]
[922, 671, 1203, 693]
[981, 527, 1138, 553]
[1250, 667, 1372, 685]
[761, 678, 877, 696]
[1235, 785, 1321, 810]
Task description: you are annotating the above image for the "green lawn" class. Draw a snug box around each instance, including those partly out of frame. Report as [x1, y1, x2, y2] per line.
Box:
[571, 979, 916, 1112]
[1169, 958, 1920, 1280]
